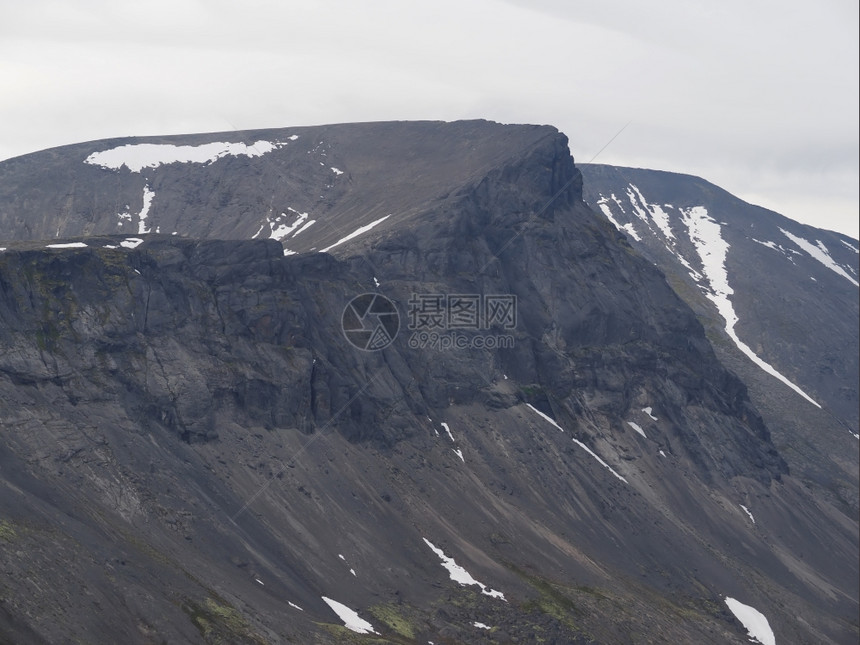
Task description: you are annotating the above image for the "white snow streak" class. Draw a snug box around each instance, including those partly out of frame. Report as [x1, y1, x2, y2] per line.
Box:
[321, 597, 377, 634]
[740, 504, 756, 524]
[642, 407, 658, 420]
[683, 207, 820, 408]
[453, 448, 465, 462]
[441, 422, 456, 442]
[288, 601, 303, 611]
[596, 194, 642, 241]
[293, 218, 316, 237]
[268, 210, 309, 241]
[85, 140, 286, 172]
[780, 228, 859, 286]
[624, 186, 653, 226]
[137, 185, 154, 234]
[571, 437, 628, 483]
[613, 188, 707, 279]
[629, 184, 675, 239]
[526, 404, 626, 482]
[525, 404, 564, 432]
[724, 597, 775, 645]
[474, 622, 491, 630]
[422, 538, 506, 600]
[627, 421, 646, 438]
[619, 222, 641, 241]
[839, 239, 859, 254]
[319, 215, 391, 253]
[46, 242, 87, 249]
[750, 238, 799, 260]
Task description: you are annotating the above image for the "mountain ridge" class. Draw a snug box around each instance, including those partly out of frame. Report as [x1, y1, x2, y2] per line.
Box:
[0, 122, 857, 644]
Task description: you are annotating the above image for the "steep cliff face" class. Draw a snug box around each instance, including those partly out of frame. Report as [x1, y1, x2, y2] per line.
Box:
[0, 123, 857, 644]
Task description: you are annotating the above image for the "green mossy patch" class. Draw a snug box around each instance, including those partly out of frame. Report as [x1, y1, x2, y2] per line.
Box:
[181, 595, 267, 645]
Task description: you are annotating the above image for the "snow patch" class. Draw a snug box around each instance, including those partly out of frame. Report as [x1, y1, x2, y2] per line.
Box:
[288, 601, 303, 611]
[619, 222, 641, 241]
[422, 538, 506, 600]
[121, 238, 144, 249]
[85, 140, 286, 172]
[293, 219, 316, 236]
[526, 403, 626, 482]
[441, 422, 456, 442]
[629, 184, 675, 239]
[46, 242, 88, 249]
[740, 504, 756, 524]
[624, 186, 653, 226]
[627, 421, 646, 438]
[321, 597, 378, 634]
[780, 228, 859, 286]
[724, 597, 775, 645]
[474, 622, 491, 630]
[642, 407, 658, 420]
[596, 197, 642, 241]
[271, 211, 306, 241]
[839, 239, 859, 253]
[525, 404, 564, 432]
[331, 167, 344, 175]
[319, 214, 391, 253]
[750, 238, 799, 261]
[137, 185, 154, 234]
[571, 437, 628, 483]
[659, 450, 667, 457]
[683, 207, 820, 408]
[453, 448, 465, 462]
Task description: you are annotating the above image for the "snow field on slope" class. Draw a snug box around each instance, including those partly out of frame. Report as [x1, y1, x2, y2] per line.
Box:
[85, 139, 291, 172]
[682, 206, 820, 408]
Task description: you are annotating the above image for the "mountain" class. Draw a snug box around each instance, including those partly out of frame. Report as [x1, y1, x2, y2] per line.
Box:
[580, 163, 859, 514]
[0, 122, 857, 644]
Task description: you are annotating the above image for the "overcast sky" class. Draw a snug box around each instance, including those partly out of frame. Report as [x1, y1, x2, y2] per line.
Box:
[2, 0, 857, 237]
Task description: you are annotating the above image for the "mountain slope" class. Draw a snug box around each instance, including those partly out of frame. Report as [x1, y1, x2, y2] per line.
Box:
[0, 120, 558, 254]
[0, 123, 857, 644]
[581, 163, 859, 515]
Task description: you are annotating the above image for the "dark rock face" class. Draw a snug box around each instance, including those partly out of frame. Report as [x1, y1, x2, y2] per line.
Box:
[0, 123, 856, 644]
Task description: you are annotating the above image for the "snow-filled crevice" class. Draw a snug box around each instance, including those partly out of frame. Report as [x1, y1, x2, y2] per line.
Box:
[682, 207, 820, 408]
